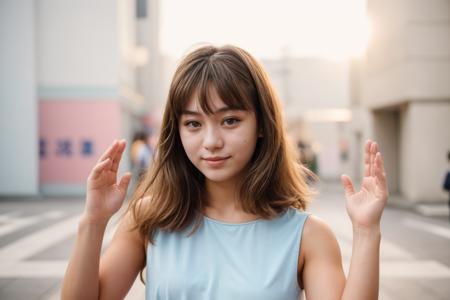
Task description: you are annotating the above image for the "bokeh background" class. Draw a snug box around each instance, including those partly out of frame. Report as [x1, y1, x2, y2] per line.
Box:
[1, 0, 449, 299]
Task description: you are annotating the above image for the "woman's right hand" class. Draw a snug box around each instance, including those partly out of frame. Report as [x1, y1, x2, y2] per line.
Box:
[84, 139, 132, 224]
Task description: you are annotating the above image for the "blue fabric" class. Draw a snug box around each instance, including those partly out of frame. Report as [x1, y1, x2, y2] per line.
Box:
[146, 207, 309, 300]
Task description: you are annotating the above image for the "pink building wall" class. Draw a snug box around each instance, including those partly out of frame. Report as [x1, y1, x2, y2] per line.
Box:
[39, 101, 122, 184]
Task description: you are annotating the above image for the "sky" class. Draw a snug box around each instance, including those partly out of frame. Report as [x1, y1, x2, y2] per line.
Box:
[160, 0, 371, 60]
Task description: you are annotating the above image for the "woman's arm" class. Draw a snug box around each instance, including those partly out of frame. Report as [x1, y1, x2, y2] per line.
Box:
[61, 140, 143, 300]
[62, 211, 145, 300]
[341, 226, 380, 300]
[340, 140, 388, 299]
[300, 216, 346, 299]
[97, 210, 146, 299]
[61, 216, 107, 299]
[301, 140, 388, 300]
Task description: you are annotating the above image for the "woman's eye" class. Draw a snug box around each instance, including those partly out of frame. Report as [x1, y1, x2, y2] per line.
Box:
[185, 121, 201, 128]
[223, 118, 240, 126]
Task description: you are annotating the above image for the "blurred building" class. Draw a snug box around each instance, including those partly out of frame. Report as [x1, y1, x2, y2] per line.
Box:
[263, 55, 351, 180]
[348, 0, 450, 215]
[0, 0, 161, 197]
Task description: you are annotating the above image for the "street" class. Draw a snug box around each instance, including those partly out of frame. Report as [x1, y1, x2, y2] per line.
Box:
[0, 182, 449, 300]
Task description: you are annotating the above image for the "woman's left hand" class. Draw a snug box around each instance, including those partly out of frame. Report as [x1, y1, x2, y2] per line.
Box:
[341, 140, 389, 231]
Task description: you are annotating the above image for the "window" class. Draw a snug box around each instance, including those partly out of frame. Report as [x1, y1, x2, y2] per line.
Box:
[136, 0, 147, 18]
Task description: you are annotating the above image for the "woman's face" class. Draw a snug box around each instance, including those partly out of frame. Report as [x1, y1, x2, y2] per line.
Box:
[178, 87, 259, 186]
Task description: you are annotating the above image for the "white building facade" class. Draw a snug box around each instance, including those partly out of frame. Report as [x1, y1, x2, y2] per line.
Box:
[0, 0, 160, 197]
[349, 0, 450, 214]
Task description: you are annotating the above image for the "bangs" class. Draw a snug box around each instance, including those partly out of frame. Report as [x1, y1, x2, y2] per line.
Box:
[172, 50, 257, 118]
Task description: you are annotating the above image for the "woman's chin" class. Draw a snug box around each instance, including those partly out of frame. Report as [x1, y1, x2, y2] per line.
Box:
[202, 172, 237, 185]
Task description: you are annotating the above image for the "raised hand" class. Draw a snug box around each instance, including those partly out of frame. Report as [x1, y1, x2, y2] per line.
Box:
[84, 140, 132, 224]
[341, 140, 389, 231]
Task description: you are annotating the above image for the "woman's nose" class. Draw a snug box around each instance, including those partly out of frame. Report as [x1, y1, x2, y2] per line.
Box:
[203, 127, 224, 150]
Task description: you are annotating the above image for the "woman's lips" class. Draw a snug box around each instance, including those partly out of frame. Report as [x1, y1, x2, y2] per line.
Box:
[203, 156, 230, 167]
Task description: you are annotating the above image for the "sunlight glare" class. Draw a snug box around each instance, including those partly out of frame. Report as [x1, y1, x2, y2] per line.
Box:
[160, 0, 370, 60]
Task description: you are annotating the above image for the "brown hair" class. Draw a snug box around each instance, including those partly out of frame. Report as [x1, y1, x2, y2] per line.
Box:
[127, 44, 314, 247]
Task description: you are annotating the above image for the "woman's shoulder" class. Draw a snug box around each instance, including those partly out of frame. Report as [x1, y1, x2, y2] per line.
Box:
[280, 209, 334, 240]
[297, 213, 342, 276]
[303, 214, 334, 236]
[300, 213, 341, 257]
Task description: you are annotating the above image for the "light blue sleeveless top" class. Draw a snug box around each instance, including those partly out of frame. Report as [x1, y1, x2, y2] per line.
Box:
[146, 207, 309, 300]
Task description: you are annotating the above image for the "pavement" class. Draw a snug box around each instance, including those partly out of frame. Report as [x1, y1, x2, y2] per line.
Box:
[0, 182, 449, 300]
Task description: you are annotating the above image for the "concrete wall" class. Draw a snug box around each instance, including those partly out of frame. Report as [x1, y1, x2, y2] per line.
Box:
[355, 0, 450, 207]
[37, 0, 120, 89]
[263, 57, 349, 117]
[0, 0, 39, 196]
[136, 0, 164, 111]
[262, 57, 350, 179]
[346, 108, 373, 184]
[0, 0, 154, 197]
[36, 0, 125, 196]
[373, 109, 400, 194]
[362, 0, 450, 107]
[399, 101, 450, 201]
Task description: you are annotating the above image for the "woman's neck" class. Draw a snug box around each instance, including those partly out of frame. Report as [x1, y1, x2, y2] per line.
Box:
[203, 179, 259, 223]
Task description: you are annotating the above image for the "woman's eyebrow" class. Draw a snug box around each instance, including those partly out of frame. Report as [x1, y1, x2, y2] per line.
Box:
[181, 106, 241, 115]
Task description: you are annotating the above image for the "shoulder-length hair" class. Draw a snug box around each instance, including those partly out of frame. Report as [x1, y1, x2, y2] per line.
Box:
[127, 44, 314, 245]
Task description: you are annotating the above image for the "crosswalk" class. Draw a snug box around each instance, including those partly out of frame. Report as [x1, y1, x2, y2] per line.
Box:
[0, 211, 64, 237]
[309, 193, 450, 300]
[314, 205, 450, 275]
[0, 208, 146, 299]
[1, 201, 449, 300]
[402, 218, 450, 240]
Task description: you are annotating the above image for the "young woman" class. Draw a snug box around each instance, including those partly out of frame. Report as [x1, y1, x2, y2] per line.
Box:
[62, 45, 388, 300]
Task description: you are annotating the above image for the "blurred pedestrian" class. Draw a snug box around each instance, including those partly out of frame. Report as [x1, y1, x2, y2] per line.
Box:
[297, 140, 318, 183]
[443, 150, 450, 222]
[62, 45, 389, 300]
[130, 130, 153, 182]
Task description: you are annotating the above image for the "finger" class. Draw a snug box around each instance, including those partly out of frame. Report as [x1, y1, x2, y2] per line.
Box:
[374, 152, 388, 189]
[341, 174, 356, 197]
[118, 172, 132, 192]
[111, 140, 127, 172]
[370, 142, 378, 177]
[376, 150, 386, 175]
[364, 140, 372, 177]
[97, 140, 119, 164]
[90, 158, 112, 180]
